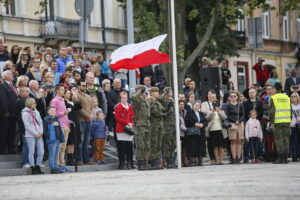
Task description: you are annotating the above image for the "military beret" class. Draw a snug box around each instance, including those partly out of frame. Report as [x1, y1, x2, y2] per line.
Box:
[163, 87, 172, 92]
[135, 85, 145, 91]
[149, 87, 159, 93]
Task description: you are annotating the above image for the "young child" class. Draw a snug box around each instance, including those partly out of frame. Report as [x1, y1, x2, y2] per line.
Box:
[245, 110, 263, 163]
[92, 96, 102, 120]
[91, 111, 108, 165]
[43, 106, 67, 174]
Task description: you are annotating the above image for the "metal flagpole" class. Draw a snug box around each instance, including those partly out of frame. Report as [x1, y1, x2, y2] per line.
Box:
[170, 0, 181, 169]
[127, 0, 136, 95]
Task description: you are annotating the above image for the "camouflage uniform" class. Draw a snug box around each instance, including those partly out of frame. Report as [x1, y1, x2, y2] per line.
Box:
[130, 90, 151, 162]
[159, 92, 176, 166]
[148, 98, 167, 161]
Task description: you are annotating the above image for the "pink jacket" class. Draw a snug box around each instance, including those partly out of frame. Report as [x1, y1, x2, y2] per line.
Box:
[50, 96, 70, 128]
[245, 118, 263, 139]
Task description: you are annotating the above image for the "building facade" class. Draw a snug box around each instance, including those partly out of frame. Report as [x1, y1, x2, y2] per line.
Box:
[0, 0, 127, 60]
[226, 0, 299, 92]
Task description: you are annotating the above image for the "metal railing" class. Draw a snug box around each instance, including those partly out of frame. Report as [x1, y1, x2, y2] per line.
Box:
[40, 17, 79, 38]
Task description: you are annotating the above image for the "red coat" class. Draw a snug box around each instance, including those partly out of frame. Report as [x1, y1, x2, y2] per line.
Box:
[252, 63, 270, 83]
[114, 103, 135, 133]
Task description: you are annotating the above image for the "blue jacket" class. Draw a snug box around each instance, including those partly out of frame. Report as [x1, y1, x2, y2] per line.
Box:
[91, 120, 107, 139]
[43, 116, 65, 144]
[56, 56, 73, 74]
[98, 61, 110, 74]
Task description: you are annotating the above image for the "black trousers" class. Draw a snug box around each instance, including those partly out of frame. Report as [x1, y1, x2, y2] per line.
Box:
[0, 117, 17, 154]
[117, 141, 133, 162]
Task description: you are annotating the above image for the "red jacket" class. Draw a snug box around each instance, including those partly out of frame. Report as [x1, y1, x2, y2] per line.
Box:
[114, 103, 135, 133]
[252, 63, 270, 83]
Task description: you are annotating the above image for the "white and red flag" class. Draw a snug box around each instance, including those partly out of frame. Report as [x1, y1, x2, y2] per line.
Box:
[110, 34, 170, 71]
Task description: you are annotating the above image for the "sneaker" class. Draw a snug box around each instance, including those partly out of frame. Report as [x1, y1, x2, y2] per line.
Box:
[39, 164, 45, 168]
[22, 164, 31, 168]
[105, 141, 110, 147]
[77, 162, 84, 166]
[251, 159, 256, 164]
[255, 159, 263, 163]
[97, 160, 102, 165]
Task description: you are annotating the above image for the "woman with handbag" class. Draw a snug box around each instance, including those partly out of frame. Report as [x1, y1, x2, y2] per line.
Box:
[290, 92, 300, 162]
[225, 91, 244, 164]
[201, 89, 217, 164]
[201, 90, 227, 165]
[184, 101, 208, 166]
[114, 91, 135, 169]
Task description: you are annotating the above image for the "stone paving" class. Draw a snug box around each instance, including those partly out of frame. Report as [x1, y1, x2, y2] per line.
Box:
[0, 162, 299, 200]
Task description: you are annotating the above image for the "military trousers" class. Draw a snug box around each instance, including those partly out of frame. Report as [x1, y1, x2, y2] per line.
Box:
[162, 125, 176, 159]
[135, 125, 151, 161]
[274, 123, 290, 155]
[149, 125, 164, 160]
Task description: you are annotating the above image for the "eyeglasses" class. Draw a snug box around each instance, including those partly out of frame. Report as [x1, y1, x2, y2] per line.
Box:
[230, 95, 237, 98]
[81, 85, 86, 87]
[291, 96, 297, 98]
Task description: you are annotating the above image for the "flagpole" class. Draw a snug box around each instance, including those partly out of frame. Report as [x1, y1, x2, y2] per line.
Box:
[127, 0, 136, 95]
[170, 0, 181, 169]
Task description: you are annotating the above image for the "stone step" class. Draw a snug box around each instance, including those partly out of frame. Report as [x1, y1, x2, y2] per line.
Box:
[66, 163, 119, 172]
[0, 167, 51, 177]
[0, 154, 21, 162]
[0, 161, 22, 169]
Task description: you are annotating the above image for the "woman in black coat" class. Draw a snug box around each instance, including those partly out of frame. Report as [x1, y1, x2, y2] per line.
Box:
[184, 101, 208, 166]
[64, 88, 82, 165]
[102, 79, 114, 132]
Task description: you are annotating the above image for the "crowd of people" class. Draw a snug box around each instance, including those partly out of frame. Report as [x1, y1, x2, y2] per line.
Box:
[0, 40, 299, 175]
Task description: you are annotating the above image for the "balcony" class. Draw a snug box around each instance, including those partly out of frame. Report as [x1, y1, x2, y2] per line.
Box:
[40, 17, 79, 39]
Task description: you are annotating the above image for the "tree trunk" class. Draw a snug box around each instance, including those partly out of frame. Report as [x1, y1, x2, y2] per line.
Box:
[181, 3, 220, 78]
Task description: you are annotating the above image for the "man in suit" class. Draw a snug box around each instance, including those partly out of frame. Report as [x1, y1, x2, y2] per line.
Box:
[0, 70, 18, 154]
[284, 69, 300, 96]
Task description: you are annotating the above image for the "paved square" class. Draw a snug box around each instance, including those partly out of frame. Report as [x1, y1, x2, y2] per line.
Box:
[0, 163, 299, 200]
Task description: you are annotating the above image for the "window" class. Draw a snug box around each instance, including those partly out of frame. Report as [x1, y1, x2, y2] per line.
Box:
[1, 0, 16, 16]
[237, 9, 244, 32]
[282, 13, 289, 40]
[262, 11, 270, 38]
[46, 0, 56, 21]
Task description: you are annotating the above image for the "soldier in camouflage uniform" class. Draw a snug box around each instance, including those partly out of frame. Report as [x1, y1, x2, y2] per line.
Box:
[159, 87, 176, 168]
[148, 87, 170, 170]
[130, 85, 151, 170]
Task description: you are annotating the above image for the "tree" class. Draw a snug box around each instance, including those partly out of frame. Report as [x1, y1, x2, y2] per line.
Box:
[118, 0, 299, 89]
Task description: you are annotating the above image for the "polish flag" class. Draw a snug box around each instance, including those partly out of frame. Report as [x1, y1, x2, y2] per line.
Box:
[110, 34, 170, 71]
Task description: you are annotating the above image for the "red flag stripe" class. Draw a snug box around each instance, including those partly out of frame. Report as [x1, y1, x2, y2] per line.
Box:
[110, 49, 170, 71]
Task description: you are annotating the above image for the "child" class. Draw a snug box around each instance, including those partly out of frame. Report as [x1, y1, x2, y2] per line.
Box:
[245, 110, 263, 163]
[92, 96, 102, 120]
[43, 106, 67, 174]
[91, 111, 108, 165]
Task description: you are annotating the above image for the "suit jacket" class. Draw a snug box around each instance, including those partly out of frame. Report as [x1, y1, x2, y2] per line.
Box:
[0, 81, 18, 117]
[284, 77, 300, 96]
[184, 110, 208, 137]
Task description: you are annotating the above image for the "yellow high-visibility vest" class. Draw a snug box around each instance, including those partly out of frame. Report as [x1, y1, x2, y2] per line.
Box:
[271, 93, 291, 123]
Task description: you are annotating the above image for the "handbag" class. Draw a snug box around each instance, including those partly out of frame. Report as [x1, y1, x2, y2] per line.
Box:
[228, 103, 240, 131]
[222, 120, 232, 129]
[186, 127, 200, 136]
[124, 125, 135, 136]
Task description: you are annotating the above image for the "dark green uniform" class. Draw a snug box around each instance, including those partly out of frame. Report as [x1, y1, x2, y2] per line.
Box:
[131, 90, 151, 161]
[159, 94, 176, 165]
[148, 98, 167, 161]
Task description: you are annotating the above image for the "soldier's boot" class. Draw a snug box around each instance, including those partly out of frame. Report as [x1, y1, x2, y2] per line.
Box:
[150, 159, 163, 170]
[273, 155, 283, 164]
[137, 160, 149, 171]
[166, 157, 176, 169]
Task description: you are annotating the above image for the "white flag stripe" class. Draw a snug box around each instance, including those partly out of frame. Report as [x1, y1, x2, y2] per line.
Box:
[110, 34, 167, 64]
